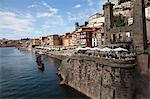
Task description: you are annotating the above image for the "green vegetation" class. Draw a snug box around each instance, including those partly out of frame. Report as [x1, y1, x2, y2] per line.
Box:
[114, 15, 126, 27]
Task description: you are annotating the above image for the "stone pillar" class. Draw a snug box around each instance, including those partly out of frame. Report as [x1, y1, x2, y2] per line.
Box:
[103, 2, 114, 45]
[133, 0, 147, 54]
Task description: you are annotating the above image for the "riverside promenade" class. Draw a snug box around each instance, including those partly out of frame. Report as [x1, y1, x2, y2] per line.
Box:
[24, 47, 75, 60]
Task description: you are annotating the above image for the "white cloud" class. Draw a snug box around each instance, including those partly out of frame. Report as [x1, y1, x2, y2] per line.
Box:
[28, 1, 58, 18]
[36, 8, 58, 17]
[0, 10, 35, 33]
[27, 4, 38, 8]
[0, 11, 16, 16]
[73, 4, 81, 8]
[37, 6, 58, 17]
[37, 11, 55, 17]
[41, 1, 58, 14]
[40, 15, 65, 33]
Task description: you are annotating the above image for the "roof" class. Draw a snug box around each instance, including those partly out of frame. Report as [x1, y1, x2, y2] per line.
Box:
[32, 38, 40, 40]
[89, 13, 104, 19]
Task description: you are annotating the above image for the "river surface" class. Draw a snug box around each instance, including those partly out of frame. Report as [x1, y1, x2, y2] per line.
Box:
[0, 47, 88, 99]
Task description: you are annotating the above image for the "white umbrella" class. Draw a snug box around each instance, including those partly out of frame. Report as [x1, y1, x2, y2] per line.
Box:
[85, 47, 92, 50]
[113, 47, 128, 52]
[91, 47, 101, 51]
[100, 47, 112, 52]
[36, 46, 43, 49]
[76, 47, 85, 51]
[76, 47, 92, 51]
[45, 47, 51, 50]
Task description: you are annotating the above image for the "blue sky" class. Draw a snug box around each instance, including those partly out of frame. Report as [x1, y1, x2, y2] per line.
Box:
[0, 0, 106, 40]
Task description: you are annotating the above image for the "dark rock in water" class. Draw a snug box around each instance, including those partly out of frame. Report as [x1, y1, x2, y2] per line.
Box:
[38, 63, 44, 68]
[38, 63, 45, 72]
[35, 53, 45, 72]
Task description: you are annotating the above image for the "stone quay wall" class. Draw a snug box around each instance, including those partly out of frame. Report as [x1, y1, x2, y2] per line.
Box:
[58, 55, 136, 99]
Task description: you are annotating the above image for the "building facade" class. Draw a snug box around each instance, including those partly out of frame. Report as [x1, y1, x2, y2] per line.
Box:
[62, 33, 72, 48]
[32, 39, 41, 47]
[87, 13, 105, 28]
[40, 36, 49, 47]
[87, 13, 105, 48]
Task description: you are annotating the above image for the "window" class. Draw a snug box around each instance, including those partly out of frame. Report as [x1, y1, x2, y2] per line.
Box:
[126, 32, 130, 37]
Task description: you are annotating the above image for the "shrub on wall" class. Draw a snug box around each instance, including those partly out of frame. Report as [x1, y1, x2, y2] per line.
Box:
[114, 15, 126, 27]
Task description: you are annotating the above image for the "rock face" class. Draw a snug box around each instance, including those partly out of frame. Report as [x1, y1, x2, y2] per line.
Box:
[58, 55, 136, 99]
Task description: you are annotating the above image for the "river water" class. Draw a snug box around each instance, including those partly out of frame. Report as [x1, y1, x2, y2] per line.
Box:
[0, 47, 88, 99]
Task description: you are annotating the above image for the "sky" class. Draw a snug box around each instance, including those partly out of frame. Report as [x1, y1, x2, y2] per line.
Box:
[0, 0, 106, 40]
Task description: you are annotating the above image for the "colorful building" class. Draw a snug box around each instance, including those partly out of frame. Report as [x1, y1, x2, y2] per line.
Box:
[62, 33, 70, 47]
[87, 13, 105, 48]
[46, 35, 62, 50]
[62, 33, 76, 49]
[74, 26, 97, 48]
[40, 36, 49, 47]
[32, 39, 41, 47]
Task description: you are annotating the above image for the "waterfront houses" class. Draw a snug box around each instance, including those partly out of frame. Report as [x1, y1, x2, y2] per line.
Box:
[75, 26, 94, 48]
[62, 33, 73, 49]
[87, 13, 105, 48]
[0, 39, 22, 47]
[40, 36, 49, 47]
[46, 35, 62, 50]
[32, 38, 41, 48]
[92, 28, 105, 48]
[15, 0, 150, 51]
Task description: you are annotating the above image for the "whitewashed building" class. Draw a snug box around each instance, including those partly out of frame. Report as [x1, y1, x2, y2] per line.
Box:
[87, 13, 105, 48]
[87, 13, 105, 28]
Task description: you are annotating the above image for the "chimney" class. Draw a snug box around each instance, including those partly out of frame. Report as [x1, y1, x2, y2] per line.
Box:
[75, 22, 79, 30]
[85, 21, 88, 26]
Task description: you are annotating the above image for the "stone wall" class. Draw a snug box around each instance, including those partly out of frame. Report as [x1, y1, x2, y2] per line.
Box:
[58, 56, 136, 99]
[134, 54, 150, 99]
